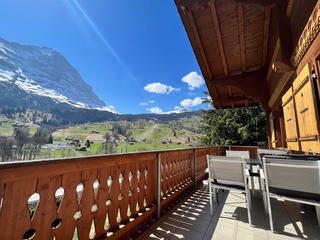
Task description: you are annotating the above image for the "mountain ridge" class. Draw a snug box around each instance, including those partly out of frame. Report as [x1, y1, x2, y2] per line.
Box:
[0, 37, 118, 113]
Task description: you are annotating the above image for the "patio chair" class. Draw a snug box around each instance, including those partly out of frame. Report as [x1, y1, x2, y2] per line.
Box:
[257, 148, 288, 163]
[226, 150, 250, 158]
[262, 156, 320, 232]
[257, 148, 288, 212]
[206, 155, 252, 226]
[226, 150, 257, 188]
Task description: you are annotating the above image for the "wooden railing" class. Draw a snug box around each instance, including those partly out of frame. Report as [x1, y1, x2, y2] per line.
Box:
[0, 146, 257, 240]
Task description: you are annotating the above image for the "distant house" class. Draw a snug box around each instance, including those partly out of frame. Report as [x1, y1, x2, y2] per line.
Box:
[77, 146, 87, 151]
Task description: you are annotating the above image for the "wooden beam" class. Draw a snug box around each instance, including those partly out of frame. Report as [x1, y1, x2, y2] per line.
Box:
[233, 0, 276, 8]
[267, 40, 280, 82]
[227, 85, 233, 97]
[210, 70, 270, 109]
[187, 11, 213, 80]
[208, 84, 222, 108]
[216, 95, 257, 104]
[180, 0, 212, 11]
[237, 3, 246, 72]
[209, 1, 228, 76]
[272, 0, 295, 73]
[262, 7, 271, 68]
[212, 70, 266, 85]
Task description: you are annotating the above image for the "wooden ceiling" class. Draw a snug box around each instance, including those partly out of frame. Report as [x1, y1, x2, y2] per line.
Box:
[175, 0, 280, 109]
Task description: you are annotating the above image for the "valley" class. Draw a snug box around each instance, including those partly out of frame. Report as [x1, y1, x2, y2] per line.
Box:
[0, 110, 204, 160]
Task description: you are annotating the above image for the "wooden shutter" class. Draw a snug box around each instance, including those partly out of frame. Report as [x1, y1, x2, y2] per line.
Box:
[282, 87, 300, 151]
[293, 64, 320, 153]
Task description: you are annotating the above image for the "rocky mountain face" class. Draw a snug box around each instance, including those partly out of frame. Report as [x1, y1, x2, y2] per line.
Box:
[0, 38, 117, 113]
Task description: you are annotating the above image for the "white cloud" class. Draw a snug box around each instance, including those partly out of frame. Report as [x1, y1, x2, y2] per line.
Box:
[147, 107, 163, 114]
[139, 102, 148, 106]
[149, 100, 155, 103]
[174, 106, 181, 110]
[182, 72, 204, 90]
[144, 82, 180, 94]
[180, 97, 203, 108]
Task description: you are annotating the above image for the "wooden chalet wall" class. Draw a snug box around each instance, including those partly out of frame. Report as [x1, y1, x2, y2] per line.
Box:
[175, 0, 320, 151]
[268, 0, 320, 152]
[282, 64, 320, 153]
[271, 1, 320, 153]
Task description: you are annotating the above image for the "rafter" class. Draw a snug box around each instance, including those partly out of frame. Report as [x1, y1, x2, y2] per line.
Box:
[262, 7, 271, 68]
[212, 69, 266, 85]
[211, 70, 269, 109]
[233, 0, 276, 8]
[187, 11, 212, 80]
[237, 3, 246, 72]
[272, 0, 295, 73]
[216, 95, 257, 104]
[209, 1, 228, 76]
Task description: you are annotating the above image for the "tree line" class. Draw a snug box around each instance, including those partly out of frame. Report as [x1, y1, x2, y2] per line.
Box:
[0, 127, 52, 162]
[200, 95, 268, 147]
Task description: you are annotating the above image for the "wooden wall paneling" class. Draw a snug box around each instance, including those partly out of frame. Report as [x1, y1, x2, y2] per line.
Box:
[269, 112, 277, 148]
[273, 109, 285, 148]
[315, 59, 320, 103]
[0, 183, 4, 216]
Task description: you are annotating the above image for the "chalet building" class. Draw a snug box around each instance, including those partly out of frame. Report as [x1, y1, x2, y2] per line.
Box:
[175, 0, 320, 153]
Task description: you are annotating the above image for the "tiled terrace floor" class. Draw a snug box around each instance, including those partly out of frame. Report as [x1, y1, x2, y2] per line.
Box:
[136, 186, 320, 240]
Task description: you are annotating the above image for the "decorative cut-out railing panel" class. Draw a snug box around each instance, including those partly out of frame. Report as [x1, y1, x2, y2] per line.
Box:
[0, 146, 256, 239]
[195, 148, 210, 183]
[160, 149, 194, 202]
[0, 152, 157, 240]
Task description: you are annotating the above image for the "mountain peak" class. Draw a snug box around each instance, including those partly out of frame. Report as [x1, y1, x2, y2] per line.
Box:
[0, 38, 118, 113]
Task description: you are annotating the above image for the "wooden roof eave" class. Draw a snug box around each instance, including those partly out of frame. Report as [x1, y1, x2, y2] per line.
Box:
[210, 70, 270, 109]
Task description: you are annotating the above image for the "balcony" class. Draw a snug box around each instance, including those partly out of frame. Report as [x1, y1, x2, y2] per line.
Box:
[0, 146, 319, 239]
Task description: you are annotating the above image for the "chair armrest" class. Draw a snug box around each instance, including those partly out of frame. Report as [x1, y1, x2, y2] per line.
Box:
[259, 168, 265, 191]
[259, 168, 264, 178]
[245, 169, 250, 177]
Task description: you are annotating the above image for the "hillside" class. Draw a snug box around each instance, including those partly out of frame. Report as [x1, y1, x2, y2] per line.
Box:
[0, 108, 204, 160]
[46, 116, 203, 158]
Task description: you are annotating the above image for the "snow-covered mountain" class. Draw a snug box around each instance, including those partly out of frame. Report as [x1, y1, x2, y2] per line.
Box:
[0, 38, 118, 113]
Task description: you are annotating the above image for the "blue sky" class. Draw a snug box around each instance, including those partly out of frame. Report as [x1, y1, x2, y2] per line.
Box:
[0, 0, 209, 114]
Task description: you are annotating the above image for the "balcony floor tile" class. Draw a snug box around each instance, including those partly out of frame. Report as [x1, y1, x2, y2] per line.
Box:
[135, 186, 320, 240]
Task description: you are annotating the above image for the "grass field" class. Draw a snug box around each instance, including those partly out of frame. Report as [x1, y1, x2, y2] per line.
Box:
[35, 118, 203, 159]
[0, 118, 40, 137]
[0, 115, 204, 160]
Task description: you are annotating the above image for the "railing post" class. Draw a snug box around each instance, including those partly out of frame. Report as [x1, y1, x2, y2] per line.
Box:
[193, 149, 197, 189]
[156, 152, 161, 220]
